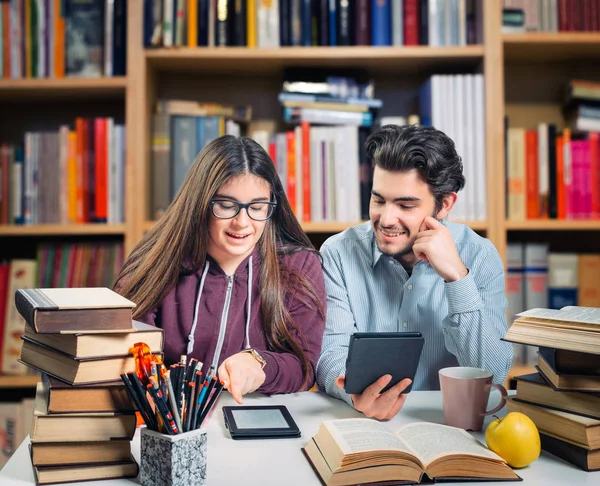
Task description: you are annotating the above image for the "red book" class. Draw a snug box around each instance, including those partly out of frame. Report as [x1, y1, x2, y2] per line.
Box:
[525, 130, 539, 219]
[301, 122, 311, 222]
[403, 0, 419, 46]
[94, 119, 107, 222]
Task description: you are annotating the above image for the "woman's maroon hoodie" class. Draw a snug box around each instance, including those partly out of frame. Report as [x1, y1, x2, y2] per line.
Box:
[139, 247, 326, 394]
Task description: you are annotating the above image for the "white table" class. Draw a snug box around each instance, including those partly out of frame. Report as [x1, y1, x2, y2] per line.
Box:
[0, 390, 597, 485]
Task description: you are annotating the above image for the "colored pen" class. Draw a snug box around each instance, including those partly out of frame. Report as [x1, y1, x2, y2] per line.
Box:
[197, 381, 225, 429]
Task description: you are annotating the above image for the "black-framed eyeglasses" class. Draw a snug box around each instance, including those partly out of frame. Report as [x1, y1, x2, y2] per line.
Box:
[210, 199, 277, 221]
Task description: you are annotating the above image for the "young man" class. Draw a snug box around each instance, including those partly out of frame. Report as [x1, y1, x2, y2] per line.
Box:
[316, 124, 513, 420]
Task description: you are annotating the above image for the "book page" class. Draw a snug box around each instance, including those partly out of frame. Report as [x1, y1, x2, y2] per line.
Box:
[396, 422, 503, 468]
[324, 418, 413, 455]
[517, 307, 600, 325]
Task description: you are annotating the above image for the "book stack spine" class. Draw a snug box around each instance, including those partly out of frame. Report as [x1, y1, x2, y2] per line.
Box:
[14, 288, 154, 484]
[510, 344, 600, 472]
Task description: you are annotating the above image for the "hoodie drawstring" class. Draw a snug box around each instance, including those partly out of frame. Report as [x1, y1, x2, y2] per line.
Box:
[186, 257, 254, 357]
[187, 260, 210, 355]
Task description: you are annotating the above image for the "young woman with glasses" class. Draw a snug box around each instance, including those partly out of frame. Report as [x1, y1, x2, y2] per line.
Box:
[116, 136, 325, 403]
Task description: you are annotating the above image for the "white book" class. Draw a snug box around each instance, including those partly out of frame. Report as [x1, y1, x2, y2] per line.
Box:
[163, 0, 173, 47]
[464, 75, 477, 220]
[257, 0, 280, 47]
[537, 123, 549, 217]
[391, 0, 403, 46]
[10, 0, 22, 78]
[105, 0, 114, 76]
[474, 75, 487, 220]
[275, 133, 287, 193]
[324, 128, 336, 221]
[309, 126, 324, 223]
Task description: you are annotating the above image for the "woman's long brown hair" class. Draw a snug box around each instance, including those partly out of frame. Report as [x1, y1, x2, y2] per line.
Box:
[115, 136, 323, 390]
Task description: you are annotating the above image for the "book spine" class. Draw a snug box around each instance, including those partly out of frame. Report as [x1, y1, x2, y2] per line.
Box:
[14, 288, 55, 328]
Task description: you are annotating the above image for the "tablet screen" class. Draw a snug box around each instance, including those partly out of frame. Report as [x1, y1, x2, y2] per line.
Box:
[231, 408, 289, 429]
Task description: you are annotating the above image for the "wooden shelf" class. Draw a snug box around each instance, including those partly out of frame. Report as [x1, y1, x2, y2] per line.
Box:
[505, 220, 600, 231]
[0, 77, 128, 101]
[503, 33, 600, 62]
[0, 224, 127, 236]
[0, 375, 40, 388]
[145, 46, 485, 75]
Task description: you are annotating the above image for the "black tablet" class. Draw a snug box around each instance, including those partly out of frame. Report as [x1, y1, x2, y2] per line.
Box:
[344, 332, 424, 395]
[222, 405, 301, 440]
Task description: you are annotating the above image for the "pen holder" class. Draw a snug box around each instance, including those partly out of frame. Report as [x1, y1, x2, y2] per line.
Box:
[140, 427, 208, 486]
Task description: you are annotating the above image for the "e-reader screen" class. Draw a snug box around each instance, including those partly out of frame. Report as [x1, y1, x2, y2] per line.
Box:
[222, 405, 301, 440]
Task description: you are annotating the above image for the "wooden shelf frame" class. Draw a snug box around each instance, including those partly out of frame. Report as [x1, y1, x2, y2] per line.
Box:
[146, 46, 485, 75]
[0, 224, 127, 236]
[0, 77, 128, 101]
[503, 32, 600, 62]
[0, 375, 40, 388]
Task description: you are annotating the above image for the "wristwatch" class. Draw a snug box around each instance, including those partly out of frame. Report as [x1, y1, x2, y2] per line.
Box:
[243, 348, 267, 369]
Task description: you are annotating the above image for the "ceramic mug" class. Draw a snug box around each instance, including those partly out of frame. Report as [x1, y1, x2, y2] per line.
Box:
[439, 367, 508, 431]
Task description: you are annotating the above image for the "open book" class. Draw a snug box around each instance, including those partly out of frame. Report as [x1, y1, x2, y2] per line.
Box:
[302, 418, 520, 485]
[503, 306, 600, 355]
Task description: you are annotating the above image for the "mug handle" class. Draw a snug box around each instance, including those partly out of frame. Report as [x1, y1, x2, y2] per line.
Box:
[481, 383, 508, 416]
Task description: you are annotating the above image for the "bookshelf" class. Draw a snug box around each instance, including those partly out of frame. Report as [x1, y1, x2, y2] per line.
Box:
[2, 0, 600, 389]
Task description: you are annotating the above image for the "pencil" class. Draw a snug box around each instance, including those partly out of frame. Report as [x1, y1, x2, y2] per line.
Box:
[165, 371, 183, 433]
[128, 373, 157, 431]
[120, 373, 155, 430]
[197, 381, 224, 429]
[199, 375, 218, 416]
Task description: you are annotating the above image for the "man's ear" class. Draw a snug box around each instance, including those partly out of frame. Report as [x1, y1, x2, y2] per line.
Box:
[435, 193, 458, 220]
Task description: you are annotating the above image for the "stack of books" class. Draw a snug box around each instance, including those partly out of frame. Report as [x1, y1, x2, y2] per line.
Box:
[504, 305, 600, 471]
[15, 287, 164, 484]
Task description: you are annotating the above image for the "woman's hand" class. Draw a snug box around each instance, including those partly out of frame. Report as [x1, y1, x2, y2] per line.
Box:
[218, 352, 266, 404]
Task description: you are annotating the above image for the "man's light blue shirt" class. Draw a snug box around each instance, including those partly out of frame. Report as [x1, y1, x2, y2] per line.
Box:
[316, 220, 513, 406]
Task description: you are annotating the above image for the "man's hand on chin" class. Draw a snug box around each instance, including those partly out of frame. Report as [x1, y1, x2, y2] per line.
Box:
[336, 375, 412, 421]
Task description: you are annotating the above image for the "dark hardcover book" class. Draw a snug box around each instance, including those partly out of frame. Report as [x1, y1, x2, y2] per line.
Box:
[336, 0, 351, 45]
[354, 0, 370, 45]
[230, 0, 246, 46]
[328, 0, 337, 45]
[300, 0, 312, 45]
[419, 0, 428, 45]
[540, 433, 600, 471]
[14, 287, 135, 333]
[142, 0, 153, 46]
[280, 0, 291, 46]
[215, 0, 230, 46]
[371, 0, 390, 45]
[538, 346, 600, 375]
[112, 0, 127, 75]
[514, 372, 600, 420]
[66, 0, 105, 76]
[316, 0, 329, 45]
[198, 0, 210, 46]
[547, 123, 558, 218]
[537, 354, 600, 393]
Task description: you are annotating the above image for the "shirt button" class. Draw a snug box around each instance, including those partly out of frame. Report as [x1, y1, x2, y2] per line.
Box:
[402, 321, 408, 328]
[389, 259, 395, 265]
[407, 284, 413, 290]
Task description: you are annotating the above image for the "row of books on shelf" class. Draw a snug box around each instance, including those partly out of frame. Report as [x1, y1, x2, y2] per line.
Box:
[505, 127, 599, 221]
[10, 288, 149, 483]
[420, 73, 486, 222]
[0, 241, 125, 376]
[502, 0, 600, 33]
[0, 118, 126, 226]
[504, 306, 600, 471]
[507, 242, 600, 365]
[0, 0, 127, 79]
[143, 0, 483, 49]
[152, 70, 487, 223]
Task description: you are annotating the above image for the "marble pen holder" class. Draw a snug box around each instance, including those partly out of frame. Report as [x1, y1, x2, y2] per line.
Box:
[140, 427, 208, 486]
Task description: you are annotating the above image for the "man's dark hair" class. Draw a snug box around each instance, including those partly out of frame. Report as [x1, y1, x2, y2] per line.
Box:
[365, 124, 466, 212]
